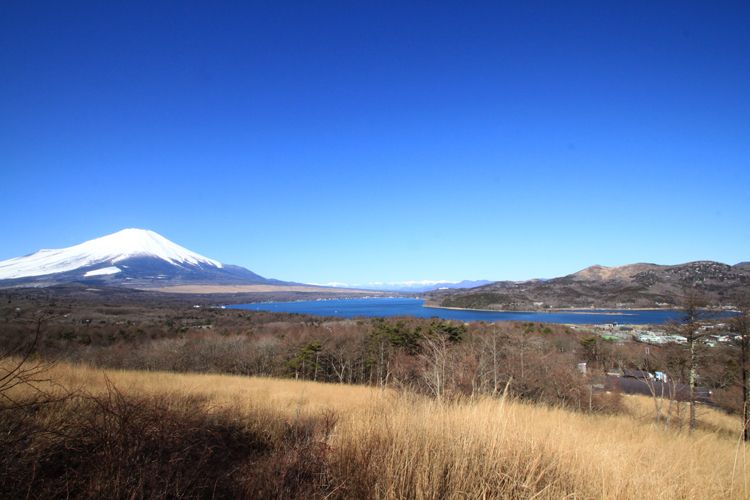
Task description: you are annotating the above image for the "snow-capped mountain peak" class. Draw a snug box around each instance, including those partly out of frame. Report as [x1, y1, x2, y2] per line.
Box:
[0, 228, 222, 280]
[85, 229, 222, 268]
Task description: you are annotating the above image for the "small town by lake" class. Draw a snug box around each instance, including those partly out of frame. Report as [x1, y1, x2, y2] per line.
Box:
[227, 297, 683, 325]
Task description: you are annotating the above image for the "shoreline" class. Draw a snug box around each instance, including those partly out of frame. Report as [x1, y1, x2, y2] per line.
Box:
[421, 304, 673, 315]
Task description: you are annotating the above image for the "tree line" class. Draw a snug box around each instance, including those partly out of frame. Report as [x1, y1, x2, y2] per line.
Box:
[3, 291, 750, 429]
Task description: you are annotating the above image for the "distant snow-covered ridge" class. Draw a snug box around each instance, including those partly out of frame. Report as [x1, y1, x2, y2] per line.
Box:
[307, 279, 493, 292]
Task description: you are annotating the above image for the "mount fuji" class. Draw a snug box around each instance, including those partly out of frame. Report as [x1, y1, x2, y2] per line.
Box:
[0, 229, 285, 288]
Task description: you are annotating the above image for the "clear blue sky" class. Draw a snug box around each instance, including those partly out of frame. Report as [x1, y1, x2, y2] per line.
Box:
[2, 1, 749, 285]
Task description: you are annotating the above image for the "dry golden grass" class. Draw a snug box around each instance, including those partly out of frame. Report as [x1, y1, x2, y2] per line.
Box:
[624, 392, 746, 437]
[8, 362, 750, 499]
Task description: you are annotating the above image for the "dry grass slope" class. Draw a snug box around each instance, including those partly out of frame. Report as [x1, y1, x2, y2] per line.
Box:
[3, 362, 749, 499]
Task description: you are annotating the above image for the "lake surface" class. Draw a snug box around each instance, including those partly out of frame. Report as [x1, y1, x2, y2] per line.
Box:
[227, 298, 683, 325]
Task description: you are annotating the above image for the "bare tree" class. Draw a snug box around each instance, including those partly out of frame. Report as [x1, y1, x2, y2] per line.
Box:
[666, 288, 715, 431]
[507, 322, 540, 396]
[0, 309, 74, 453]
[730, 293, 750, 440]
[0, 310, 62, 409]
[479, 322, 506, 395]
[368, 328, 393, 388]
[421, 334, 450, 401]
[640, 367, 681, 431]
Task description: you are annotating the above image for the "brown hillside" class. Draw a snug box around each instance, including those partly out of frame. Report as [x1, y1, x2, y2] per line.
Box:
[424, 260, 750, 311]
[569, 263, 659, 282]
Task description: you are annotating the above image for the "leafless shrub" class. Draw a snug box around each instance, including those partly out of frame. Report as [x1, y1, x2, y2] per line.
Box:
[1, 381, 272, 499]
[0, 311, 61, 407]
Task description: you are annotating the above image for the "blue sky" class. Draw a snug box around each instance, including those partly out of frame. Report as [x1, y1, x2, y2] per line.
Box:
[2, 1, 749, 285]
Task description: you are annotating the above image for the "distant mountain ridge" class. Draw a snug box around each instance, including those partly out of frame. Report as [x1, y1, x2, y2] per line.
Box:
[311, 279, 493, 293]
[424, 261, 750, 311]
[4, 232, 747, 307]
[0, 229, 285, 289]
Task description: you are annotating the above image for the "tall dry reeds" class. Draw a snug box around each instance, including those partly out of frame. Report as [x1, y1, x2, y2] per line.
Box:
[2, 362, 749, 499]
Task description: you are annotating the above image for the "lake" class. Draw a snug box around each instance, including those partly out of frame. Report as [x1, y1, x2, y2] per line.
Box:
[227, 298, 684, 325]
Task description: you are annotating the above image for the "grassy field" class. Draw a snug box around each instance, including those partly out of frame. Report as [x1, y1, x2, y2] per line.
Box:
[2, 361, 749, 499]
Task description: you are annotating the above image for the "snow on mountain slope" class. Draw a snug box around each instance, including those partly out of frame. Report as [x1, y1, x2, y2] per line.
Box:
[0, 229, 222, 280]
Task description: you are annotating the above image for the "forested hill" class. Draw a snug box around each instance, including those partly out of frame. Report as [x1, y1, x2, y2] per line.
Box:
[422, 261, 750, 311]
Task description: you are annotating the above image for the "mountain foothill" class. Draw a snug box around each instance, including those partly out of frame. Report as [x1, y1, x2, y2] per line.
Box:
[0, 229, 747, 308]
[424, 261, 750, 311]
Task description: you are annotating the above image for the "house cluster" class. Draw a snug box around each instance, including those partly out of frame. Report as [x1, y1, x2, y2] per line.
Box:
[588, 322, 633, 342]
[634, 328, 737, 347]
[634, 332, 687, 345]
[575, 320, 739, 348]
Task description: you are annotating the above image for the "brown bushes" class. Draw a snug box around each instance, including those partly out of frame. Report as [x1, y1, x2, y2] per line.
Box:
[8, 299, 749, 416]
[3, 363, 749, 500]
[0, 382, 342, 500]
[1, 308, 627, 413]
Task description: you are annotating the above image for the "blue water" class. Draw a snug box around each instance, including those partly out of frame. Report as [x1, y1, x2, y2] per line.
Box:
[227, 298, 684, 325]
